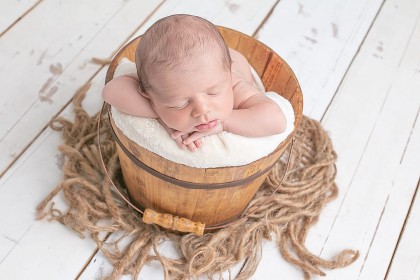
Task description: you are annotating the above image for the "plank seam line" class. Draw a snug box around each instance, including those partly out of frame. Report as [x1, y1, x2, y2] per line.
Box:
[109, 0, 166, 59]
[399, 105, 420, 164]
[0, 0, 43, 37]
[0, 127, 53, 185]
[320, 0, 387, 123]
[384, 178, 420, 279]
[0, 223, 34, 266]
[357, 195, 390, 279]
[74, 247, 101, 279]
[252, 0, 281, 38]
[0, 96, 40, 143]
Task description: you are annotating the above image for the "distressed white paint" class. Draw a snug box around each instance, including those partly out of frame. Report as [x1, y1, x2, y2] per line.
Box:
[0, 0, 163, 176]
[0, 64, 107, 274]
[257, 0, 384, 120]
[309, 0, 420, 279]
[254, 0, 420, 279]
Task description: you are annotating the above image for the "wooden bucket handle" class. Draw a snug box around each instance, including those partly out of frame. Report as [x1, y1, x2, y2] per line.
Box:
[97, 102, 295, 236]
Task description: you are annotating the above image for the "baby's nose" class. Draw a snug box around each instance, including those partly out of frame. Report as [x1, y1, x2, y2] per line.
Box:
[191, 99, 210, 118]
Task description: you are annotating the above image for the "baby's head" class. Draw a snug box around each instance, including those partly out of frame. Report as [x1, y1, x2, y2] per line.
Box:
[135, 14, 235, 133]
[136, 14, 232, 92]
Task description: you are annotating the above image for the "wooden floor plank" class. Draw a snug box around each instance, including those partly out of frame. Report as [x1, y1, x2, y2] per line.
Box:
[256, 0, 384, 120]
[303, 0, 420, 278]
[0, 0, 40, 35]
[0, 0, 163, 177]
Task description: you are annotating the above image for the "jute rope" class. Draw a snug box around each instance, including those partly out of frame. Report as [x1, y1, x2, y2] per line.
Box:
[37, 86, 359, 279]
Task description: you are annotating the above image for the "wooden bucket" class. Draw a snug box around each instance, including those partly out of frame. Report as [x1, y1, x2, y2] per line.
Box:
[105, 27, 303, 233]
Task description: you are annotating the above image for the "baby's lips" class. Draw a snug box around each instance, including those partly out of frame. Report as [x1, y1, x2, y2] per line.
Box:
[195, 120, 217, 131]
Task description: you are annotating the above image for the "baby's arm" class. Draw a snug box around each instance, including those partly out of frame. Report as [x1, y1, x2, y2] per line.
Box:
[103, 76, 201, 151]
[224, 50, 286, 137]
[225, 83, 287, 137]
[102, 76, 158, 118]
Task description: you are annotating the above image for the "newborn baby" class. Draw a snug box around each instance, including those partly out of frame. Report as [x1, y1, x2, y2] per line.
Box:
[103, 14, 286, 151]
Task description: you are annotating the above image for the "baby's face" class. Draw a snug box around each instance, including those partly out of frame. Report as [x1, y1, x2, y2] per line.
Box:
[146, 52, 234, 133]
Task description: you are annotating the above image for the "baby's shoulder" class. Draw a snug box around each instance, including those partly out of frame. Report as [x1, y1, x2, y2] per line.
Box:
[229, 49, 252, 79]
[229, 48, 255, 85]
[229, 48, 263, 108]
[231, 75, 262, 109]
[229, 48, 248, 65]
[232, 79, 261, 106]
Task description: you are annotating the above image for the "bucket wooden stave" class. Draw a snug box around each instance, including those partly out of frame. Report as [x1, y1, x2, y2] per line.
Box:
[105, 27, 303, 228]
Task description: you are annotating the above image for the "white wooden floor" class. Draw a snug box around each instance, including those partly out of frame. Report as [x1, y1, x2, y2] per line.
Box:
[1, 0, 419, 279]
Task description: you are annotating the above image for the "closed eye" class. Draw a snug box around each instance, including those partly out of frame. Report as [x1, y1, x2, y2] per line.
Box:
[169, 101, 189, 109]
[208, 91, 221, 96]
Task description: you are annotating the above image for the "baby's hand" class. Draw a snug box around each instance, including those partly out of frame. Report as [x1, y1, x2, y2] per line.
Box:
[181, 122, 224, 146]
[171, 131, 202, 152]
[157, 119, 202, 152]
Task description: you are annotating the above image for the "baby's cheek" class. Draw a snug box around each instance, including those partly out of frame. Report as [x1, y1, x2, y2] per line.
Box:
[220, 96, 234, 118]
[162, 112, 190, 131]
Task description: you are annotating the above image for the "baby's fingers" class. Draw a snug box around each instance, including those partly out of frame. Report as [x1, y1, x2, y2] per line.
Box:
[185, 141, 198, 152]
[172, 137, 188, 150]
[182, 133, 204, 146]
[194, 138, 202, 148]
[171, 130, 188, 139]
[172, 134, 198, 151]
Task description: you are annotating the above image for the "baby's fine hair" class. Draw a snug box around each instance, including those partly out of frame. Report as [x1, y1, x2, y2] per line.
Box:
[135, 14, 232, 92]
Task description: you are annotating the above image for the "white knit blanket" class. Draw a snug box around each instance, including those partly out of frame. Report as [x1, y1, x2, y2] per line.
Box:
[110, 58, 295, 168]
